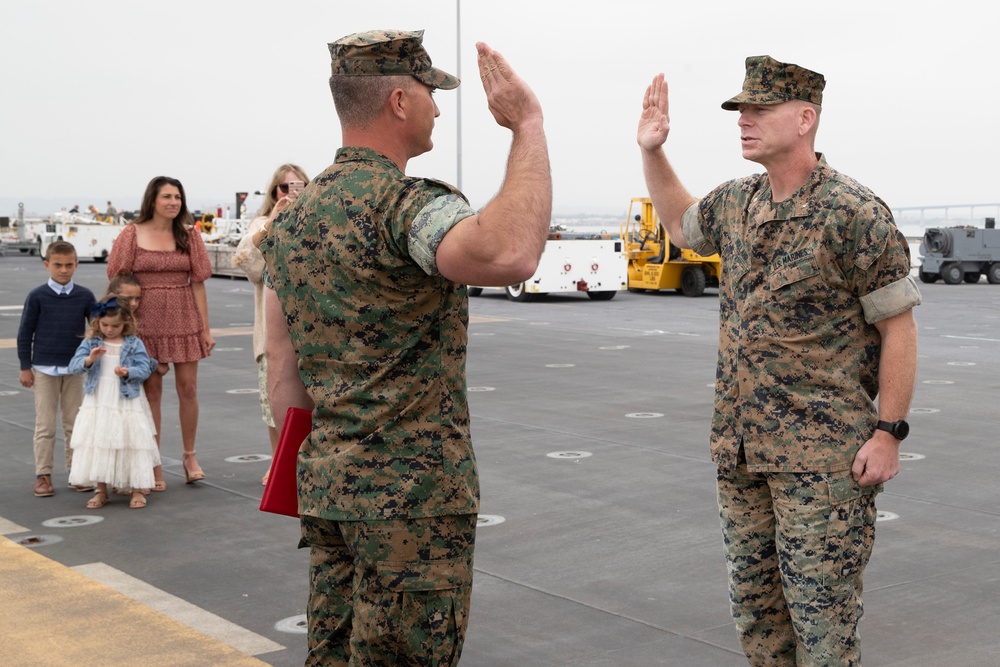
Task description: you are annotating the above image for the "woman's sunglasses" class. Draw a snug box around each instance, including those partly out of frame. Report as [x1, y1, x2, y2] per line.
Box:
[277, 182, 305, 195]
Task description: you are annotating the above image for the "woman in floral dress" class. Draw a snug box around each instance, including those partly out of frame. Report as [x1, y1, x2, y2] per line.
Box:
[107, 176, 214, 490]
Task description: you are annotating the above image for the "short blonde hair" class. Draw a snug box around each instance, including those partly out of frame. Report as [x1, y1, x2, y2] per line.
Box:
[329, 74, 414, 129]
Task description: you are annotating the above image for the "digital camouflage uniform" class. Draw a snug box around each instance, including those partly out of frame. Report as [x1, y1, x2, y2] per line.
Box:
[681, 157, 921, 666]
[264, 144, 478, 665]
[681, 56, 922, 667]
[262, 29, 477, 666]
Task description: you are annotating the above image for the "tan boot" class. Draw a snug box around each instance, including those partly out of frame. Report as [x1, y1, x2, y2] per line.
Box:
[33, 475, 54, 497]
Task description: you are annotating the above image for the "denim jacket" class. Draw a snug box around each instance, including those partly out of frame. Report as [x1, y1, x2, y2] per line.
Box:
[69, 335, 156, 399]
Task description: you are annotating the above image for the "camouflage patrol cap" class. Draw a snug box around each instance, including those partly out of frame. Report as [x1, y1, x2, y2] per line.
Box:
[721, 55, 825, 111]
[328, 29, 460, 90]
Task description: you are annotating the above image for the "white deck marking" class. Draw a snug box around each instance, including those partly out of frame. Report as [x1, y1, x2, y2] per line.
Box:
[0, 517, 30, 535]
[72, 562, 285, 657]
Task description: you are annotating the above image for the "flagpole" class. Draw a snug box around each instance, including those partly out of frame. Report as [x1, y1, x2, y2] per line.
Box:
[455, 0, 463, 191]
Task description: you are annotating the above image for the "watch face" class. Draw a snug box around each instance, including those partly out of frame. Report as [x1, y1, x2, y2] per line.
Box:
[894, 420, 910, 440]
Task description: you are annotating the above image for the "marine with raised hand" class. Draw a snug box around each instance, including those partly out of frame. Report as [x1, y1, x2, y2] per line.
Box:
[638, 55, 920, 665]
[263, 29, 551, 665]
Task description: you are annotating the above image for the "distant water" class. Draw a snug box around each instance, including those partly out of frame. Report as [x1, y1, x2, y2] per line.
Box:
[555, 212, 997, 245]
[7, 200, 995, 247]
[552, 214, 624, 236]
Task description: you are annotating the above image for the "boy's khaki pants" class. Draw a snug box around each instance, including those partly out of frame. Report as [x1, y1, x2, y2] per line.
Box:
[32, 372, 83, 476]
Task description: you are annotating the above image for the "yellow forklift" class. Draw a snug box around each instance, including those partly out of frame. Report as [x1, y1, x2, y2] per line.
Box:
[621, 197, 721, 297]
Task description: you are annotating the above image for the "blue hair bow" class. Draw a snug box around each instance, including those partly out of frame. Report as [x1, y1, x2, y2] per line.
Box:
[90, 297, 119, 317]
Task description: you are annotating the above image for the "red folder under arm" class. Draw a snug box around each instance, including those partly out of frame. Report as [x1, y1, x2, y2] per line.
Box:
[259, 407, 311, 518]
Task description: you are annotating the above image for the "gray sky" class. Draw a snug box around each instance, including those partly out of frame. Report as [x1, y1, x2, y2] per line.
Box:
[2, 0, 997, 219]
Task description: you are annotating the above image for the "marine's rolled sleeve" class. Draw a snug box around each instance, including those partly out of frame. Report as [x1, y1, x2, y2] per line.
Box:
[848, 203, 922, 323]
[860, 275, 922, 324]
[682, 202, 717, 256]
[407, 194, 476, 276]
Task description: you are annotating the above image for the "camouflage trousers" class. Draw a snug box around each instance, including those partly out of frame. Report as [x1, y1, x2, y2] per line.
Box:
[299, 513, 477, 666]
[717, 458, 880, 667]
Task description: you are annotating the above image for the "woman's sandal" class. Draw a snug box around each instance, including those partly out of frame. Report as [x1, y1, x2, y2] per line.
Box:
[183, 451, 206, 484]
[86, 492, 110, 509]
[129, 492, 147, 509]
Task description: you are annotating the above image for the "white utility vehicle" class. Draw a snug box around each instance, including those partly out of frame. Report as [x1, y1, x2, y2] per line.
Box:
[39, 218, 123, 262]
[469, 229, 627, 302]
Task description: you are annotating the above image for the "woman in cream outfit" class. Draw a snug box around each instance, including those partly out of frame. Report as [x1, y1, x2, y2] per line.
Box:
[233, 163, 309, 485]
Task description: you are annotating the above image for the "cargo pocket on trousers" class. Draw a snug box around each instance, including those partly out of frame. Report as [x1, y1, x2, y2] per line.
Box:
[362, 558, 472, 656]
[823, 474, 878, 585]
[375, 558, 469, 592]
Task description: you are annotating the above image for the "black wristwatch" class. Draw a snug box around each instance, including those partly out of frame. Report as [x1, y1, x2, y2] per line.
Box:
[876, 419, 909, 441]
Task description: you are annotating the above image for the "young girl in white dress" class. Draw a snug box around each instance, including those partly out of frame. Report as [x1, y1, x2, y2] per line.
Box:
[68, 296, 160, 509]
[108, 272, 170, 492]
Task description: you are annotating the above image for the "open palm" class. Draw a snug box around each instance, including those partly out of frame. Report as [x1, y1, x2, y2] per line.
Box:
[637, 73, 671, 151]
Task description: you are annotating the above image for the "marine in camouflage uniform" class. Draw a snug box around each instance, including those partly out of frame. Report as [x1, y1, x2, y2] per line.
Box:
[262, 29, 551, 666]
[639, 57, 921, 665]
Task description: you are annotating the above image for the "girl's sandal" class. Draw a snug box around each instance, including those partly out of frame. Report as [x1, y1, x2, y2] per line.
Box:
[151, 480, 167, 492]
[86, 492, 110, 509]
[129, 492, 147, 509]
[183, 451, 206, 484]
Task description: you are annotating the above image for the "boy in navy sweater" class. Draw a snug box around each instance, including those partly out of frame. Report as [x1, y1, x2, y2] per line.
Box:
[17, 241, 96, 497]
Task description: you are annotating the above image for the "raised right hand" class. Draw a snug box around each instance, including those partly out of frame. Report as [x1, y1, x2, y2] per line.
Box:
[477, 42, 543, 132]
[638, 73, 670, 151]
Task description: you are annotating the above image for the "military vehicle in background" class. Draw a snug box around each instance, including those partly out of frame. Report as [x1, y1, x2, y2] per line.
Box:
[918, 218, 1000, 284]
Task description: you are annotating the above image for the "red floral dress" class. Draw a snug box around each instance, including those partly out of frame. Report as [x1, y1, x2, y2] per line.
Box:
[107, 224, 213, 363]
